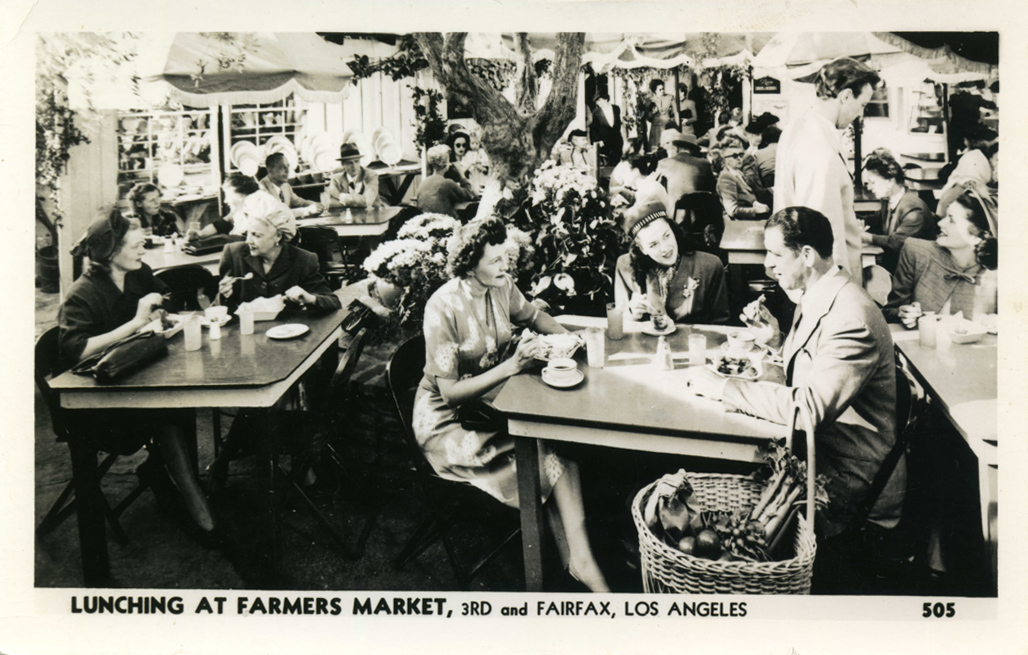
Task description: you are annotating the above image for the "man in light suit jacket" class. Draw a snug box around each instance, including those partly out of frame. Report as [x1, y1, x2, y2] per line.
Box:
[774, 58, 880, 278]
[259, 152, 323, 218]
[685, 207, 905, 590]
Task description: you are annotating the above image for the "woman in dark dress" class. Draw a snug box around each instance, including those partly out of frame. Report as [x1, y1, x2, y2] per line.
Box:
[128, 182, 184, 237]
[216, 191, 341, 313]
[59, 210, 216, 536]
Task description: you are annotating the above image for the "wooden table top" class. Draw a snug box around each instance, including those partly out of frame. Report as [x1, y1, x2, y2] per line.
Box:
[142, 242, 221, 272]
[720, 220, 883, 257]
[494, 319, 784, 446]
[51, 305, 345, 404]
[296, 206, 402, 237]
[890, 324, 997, 446]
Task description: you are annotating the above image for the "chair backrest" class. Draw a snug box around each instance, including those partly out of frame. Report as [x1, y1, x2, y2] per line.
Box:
[296, 226, 341, 271]
[864, 265, 893, 307]
[35, 326, 69, 440]
[330, 327, 368, 390]
[385, 334, 429, 469]
[155, 265, 216, 313]
[673, 191, 724, 235]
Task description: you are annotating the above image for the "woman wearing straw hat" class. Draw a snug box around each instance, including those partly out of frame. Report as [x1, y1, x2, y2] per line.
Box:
[323, 143, 382, 209]
[613, 193, 729, 325]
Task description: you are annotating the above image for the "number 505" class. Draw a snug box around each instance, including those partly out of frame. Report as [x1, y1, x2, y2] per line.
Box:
[923, 602, 955, 618]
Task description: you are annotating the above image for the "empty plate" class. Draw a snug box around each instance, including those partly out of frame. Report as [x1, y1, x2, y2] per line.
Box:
[267, 324, 310, 340]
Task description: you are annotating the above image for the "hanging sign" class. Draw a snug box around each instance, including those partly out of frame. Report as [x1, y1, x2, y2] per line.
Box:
[754, 77, 781, 95]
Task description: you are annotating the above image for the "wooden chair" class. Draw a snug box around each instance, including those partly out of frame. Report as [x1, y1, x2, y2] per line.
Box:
[34, 327, 151, 586]
[386, 334, 521, 590]
[206, 328, 375, 559]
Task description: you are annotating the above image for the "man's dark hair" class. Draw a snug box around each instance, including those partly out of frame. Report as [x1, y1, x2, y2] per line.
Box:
[265, 152, 288, 168]
[815, 57, 881, 100]
[766, 206, 835, 259]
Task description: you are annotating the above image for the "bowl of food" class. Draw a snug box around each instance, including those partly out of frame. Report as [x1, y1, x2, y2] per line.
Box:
[142, 311, 185, 339]
[708, 353, 762, 380]
[948, 319, 988, 344]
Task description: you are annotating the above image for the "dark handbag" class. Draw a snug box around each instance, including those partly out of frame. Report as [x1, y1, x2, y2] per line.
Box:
[182, 234, 244, 256]
[457, 400, 507, 433]
[71, 331, 168, 384]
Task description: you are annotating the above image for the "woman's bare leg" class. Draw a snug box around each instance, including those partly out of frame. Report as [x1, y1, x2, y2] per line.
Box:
[154, 426, 215, 532]
[549, 460, 609, 592]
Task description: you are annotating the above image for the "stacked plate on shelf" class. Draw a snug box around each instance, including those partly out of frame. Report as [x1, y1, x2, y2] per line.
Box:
[230, 140, 261, 177]
[263, 135, 298, 171]
[301, 133, 339, 173]
[371, 127, 403, 166]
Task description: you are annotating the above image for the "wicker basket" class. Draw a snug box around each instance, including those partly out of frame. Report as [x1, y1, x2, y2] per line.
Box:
[631, 405, 818, 595]
[632, 475, 816, 594]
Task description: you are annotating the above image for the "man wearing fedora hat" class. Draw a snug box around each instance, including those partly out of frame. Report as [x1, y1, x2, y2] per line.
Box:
[653, 128, 716, 215]
[323, 143, 382, 209]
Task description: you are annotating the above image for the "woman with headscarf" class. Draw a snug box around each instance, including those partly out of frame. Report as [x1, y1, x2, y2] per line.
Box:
[59, 209, 217, 540]
[216, 191, 341, 313]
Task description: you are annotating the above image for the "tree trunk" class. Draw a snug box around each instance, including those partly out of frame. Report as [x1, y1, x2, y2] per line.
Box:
[414, 33, 585, 184]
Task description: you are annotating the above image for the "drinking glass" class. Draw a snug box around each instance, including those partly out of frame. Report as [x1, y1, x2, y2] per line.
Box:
[584, 327, 605, 368]
[606, 303, 624, 340]
[918, 313, 937, 349]
[688, 333, 707, 366]
[239, 310, 254, 336]
[183, 315, 202, 351]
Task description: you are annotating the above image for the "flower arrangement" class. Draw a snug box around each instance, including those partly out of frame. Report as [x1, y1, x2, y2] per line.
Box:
[363, 213, 456, 328]
[514, 160, 626, 314]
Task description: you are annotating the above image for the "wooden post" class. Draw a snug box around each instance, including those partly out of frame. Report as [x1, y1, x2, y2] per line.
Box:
[59, 110, 119, 293]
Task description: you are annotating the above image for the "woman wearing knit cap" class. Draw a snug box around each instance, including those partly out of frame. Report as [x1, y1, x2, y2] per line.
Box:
[217, 191, 341, 313]
[613, 193, 730, 325]
[59, 209, 217, 541]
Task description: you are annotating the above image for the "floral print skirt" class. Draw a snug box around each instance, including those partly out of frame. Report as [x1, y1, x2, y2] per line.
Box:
[412, 385, 567, 509]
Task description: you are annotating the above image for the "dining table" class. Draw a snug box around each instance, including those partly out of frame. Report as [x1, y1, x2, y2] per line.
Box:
[369, 161, 423, 206]
[720, 220, 883, 267]
[295, 205, 403, 238]
[493, 316, 786, 591]
[142, 239, 222, 274]
[889, 322, 998, 590]
[49, 298, 347, 586]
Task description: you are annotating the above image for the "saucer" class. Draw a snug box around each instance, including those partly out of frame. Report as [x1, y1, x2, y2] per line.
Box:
[267, 324, 310, 340]
[641, 322, 676, 337]
[541, 368, 584, 388]
[201, 315, 232, 328]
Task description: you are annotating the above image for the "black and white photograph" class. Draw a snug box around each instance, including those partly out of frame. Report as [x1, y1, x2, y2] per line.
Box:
[4, 1, 1027, 654]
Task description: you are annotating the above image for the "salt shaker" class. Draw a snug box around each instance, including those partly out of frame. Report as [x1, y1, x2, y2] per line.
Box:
[654, 336, 673, 370]
[209, 320, 222, 340]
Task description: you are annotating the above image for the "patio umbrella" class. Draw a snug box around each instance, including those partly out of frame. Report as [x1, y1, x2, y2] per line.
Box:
[150, 32, 389, 107]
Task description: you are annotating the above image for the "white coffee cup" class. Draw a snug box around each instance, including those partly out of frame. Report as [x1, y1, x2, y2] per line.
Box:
[726, 329, 756, 355]
[205, 306, 229, 323]
[545, 357, 578, 384]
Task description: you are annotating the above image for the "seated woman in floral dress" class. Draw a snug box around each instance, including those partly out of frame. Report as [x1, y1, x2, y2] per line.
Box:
[614, 195, 730, 325]
[412, 217, 609, 591]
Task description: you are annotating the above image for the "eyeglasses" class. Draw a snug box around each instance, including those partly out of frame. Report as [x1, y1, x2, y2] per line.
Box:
[723, 152, 744, 161]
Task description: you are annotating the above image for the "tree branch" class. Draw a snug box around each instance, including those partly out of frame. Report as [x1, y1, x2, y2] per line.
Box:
[533, 33, 585, 155]
[514, 33, 538, 114]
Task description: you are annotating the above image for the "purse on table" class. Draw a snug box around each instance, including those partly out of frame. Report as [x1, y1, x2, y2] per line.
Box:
[71, 330, 168, 384]
[182, 234, 244, 256]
